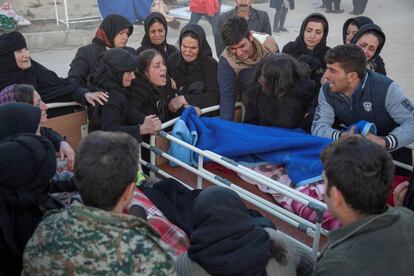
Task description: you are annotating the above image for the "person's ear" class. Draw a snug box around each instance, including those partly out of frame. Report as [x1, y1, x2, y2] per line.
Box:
[330, 186, 344, 207]
[124, 182, 135, 203]
[347, 71, 359, 83]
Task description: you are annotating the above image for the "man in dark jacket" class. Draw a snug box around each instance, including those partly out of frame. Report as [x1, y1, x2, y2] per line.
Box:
[213, 0, 271, 57]
[315, 136, 414, 275]
[312, 44, 414, 151]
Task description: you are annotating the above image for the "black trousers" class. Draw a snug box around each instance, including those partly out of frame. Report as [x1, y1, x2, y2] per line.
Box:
[352, 0, 368, 14]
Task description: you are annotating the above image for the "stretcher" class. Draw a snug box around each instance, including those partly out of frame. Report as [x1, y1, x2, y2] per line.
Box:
[46, 102, 413, 260]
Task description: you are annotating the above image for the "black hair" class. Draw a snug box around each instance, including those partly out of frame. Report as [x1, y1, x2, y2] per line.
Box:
[321, 136, 394, 215]
[325, 44, 366, 79]
[138, 48, 164, 74]
[253, 53, 306, 98]
[221, 15, 250, 46]
[75, 131, 139, 211]
[13, 84, 35, 104]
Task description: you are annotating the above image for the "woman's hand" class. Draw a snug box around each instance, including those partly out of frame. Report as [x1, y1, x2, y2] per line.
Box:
[84, 91, 109, 106]
[139, 115, 162, 135]
[59, 141, 75, 169]
[168, 95, 187, 113]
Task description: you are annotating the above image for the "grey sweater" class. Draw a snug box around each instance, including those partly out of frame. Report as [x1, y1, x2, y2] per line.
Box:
[315, 207, 414, 276]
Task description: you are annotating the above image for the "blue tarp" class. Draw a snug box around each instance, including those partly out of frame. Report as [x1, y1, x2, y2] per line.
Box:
[97, 0, 151, 23]
[168, 107, 333, 187]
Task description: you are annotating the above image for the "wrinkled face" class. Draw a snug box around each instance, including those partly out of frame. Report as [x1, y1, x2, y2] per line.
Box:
[345, 23, 359, 44]
[113, 28, 130, 48]
[323, 62, 350, 93]
[145, 54, 167, 87]
[235, 0, 252, 13]
[228, 36, 252, 61]
[14, 48, 31, 70]
[33, 90, 48, 124]
[148, 22, 166, 46]
[122, 71, 136, 87]
[356, 33, 380, 61]
[304, 21, 324, 50]
[181, 36, 199, 62]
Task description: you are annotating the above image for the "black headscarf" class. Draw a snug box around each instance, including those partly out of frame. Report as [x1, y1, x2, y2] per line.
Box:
[342, 16, 373, 44]
[0, 102, 40, 140]
[0, 133, 56, 274]
[87, 48, 138, 130]
[295, 13, 330, 62]
[175, 23, 212, 74]
[188, 186, 272, 276]
[351, 23, 386, 59]
[0, 32, 80, 103]
[88, 47, 138, 92]
[92, 14, 133, 48]
[137, 12, 177, 60]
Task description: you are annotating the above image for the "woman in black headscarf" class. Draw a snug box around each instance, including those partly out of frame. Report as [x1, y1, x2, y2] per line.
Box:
[136, 12, 178, 61]
[175, 186, 314, 276]
[282, 13, 330, 86]
[68, 14, 133, 96]
[0, 84, 75, 167]
[129, 49, 175, 123]
[167, 24, 219, 114]
[342, 16, 373, 44]
[88, 48, 161, 139]
[351, 23, 387, 75]
[0, 103, 56, 275]
[0, 32, 105, 106]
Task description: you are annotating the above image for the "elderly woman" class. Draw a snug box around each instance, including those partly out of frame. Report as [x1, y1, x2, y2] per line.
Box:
[68, 13, 133, 101]
[0, 84, 75, 167]
[0, 103, 56, 275]
[88, 48, 161, 138]
[175, 186, 314, 276]
[351, 23, 386, 75]
[129, 49, 175, 123]
[245, 54, 316, 132]
[0, 31, 106, 107]
[136, 12, 178, 61]
[282, 13, 330, 85]
[167, 24, 219, 114]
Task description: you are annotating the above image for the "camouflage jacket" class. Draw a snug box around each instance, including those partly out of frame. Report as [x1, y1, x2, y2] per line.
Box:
[22, 202, 176, 275]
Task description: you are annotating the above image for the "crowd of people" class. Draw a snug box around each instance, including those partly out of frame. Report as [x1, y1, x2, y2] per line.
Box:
[1, 0, 414, 274]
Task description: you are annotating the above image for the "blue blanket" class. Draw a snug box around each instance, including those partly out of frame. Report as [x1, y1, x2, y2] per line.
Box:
[97, 0, 151, 23]
[168, 107, 332, 186]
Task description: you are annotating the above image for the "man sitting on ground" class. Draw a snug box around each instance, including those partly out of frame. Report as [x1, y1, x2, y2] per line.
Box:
[22, 131, 175, 275]
[214, 0, 271, 57]
[218, 15, 278, 121]
[312, 44, 414, 151]
[315, 136, 414, 275]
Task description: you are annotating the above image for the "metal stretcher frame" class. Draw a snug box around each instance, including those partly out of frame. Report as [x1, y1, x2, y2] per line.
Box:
[45, 102, 413, 259]
[139, 104, 329, 259]
[53, 0, 101, 30]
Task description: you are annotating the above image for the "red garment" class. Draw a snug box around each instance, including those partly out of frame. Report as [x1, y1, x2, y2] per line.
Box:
[189, 0, 219, 16]
[127, 187, 190, 255]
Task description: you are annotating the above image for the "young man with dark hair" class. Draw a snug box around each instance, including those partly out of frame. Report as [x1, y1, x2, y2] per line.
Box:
[214, 0, 272, 57]
[312, 44, 414, 151]
[315, 136, 414, 275]
[22, 131, 175, 275]
[218, 15, 278, 121]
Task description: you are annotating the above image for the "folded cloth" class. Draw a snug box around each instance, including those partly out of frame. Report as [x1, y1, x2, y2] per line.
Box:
[169, 107, 332, 186]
